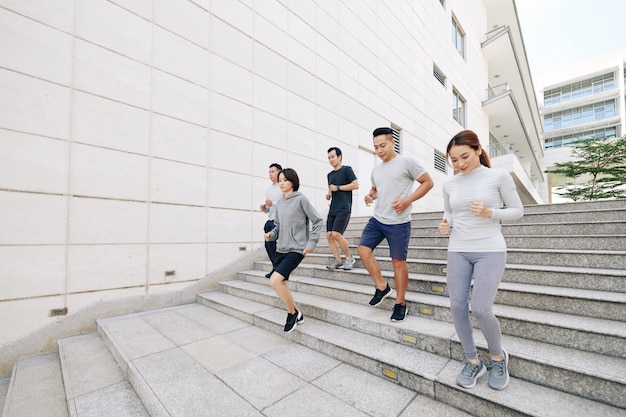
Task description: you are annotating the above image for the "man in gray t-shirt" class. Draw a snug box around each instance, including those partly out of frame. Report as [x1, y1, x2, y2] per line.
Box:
[357, 127, 434, 322]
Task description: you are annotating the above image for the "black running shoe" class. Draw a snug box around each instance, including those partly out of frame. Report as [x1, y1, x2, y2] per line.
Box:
[369, 284, 392, 306]
[284, 309, 302, 333]
[390, 303, 407, 322]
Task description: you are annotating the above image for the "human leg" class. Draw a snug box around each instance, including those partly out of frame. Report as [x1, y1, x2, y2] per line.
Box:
[264, 220, 277, 266]
[357, 219, 386, 289]
[470, 252, 507, 358]
[386, 222, 411, 320]
[271, 252, 306, 332]
[470, 252, 509, 389]
[446, 252, 478, 360]
[447, 252, 488, 388]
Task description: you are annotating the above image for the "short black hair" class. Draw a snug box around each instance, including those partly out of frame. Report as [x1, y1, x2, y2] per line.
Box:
[327, 147, 342, 158]
[373, 127, 394, 137]
[269, 163, 282, 170]
[278, 168, 300, 191]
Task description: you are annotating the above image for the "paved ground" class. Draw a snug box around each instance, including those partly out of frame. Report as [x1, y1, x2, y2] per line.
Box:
[96, 304, 469, 417]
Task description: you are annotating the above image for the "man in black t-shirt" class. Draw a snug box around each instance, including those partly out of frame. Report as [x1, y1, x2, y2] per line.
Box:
[325, 147, 359, 270]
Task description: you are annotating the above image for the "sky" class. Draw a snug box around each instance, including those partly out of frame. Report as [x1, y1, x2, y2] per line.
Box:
[515, 0, 625, 80]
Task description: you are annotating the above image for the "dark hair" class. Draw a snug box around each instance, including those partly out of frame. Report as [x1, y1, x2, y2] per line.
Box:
[327, 147, 342, 158]
[373, 127, 393, 137]
[446, 130, 491, 168]
[278, 168, 300, 191]
[269, 163, 282, 170]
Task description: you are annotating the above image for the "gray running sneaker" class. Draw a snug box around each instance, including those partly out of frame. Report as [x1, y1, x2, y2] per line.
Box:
[343, 257, 356, 270]
[456, 360, 486, 388]
[488, 349, 510, 390]
[326, 260, 344, 270]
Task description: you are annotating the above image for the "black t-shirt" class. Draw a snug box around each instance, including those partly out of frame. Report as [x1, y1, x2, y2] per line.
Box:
[327, 165, 357, 214]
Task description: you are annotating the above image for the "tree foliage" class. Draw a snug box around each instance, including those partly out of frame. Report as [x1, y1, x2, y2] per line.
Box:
[546, 136, 626, 201]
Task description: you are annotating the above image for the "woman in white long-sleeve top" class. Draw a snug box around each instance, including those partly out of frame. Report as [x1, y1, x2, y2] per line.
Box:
[438, 130, 523, 391]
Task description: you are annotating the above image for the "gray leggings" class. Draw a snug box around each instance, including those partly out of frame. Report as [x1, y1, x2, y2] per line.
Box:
[446, 251, 507, 359]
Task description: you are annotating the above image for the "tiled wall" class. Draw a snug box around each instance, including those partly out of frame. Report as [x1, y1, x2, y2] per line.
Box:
[0, 0, 488, 344]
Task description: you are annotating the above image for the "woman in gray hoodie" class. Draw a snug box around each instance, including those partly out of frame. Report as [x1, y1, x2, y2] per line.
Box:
[265, 168, 323, 333]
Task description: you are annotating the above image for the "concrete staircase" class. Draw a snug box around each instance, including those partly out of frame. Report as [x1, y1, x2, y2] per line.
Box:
[2, 200, 625, 416]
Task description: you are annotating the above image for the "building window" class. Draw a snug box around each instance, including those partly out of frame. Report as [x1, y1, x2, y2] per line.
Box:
[452, 89, 466, 127]
[544, 72, 615, 106]
[434, 150, 447, 173]
[451, 16, 465, 58]
[433, 64, 446, 87]
[544, 126, 618, 149]
[544, 99, 616, 131]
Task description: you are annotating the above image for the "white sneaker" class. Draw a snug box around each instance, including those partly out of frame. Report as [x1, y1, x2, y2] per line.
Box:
[343, 257, 356, 270]
[326, 260, 344, 270]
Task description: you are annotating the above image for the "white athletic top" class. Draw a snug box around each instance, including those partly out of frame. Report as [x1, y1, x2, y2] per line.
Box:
[442, 165, 523, 252]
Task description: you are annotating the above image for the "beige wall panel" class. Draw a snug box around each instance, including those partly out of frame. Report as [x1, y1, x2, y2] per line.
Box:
[76, 0, 152, 64]
[207, 132, 252, 175]
[153, 26, 209, 87]
[206, 208, 254, 243]
[149, 204, 206, 243]
[148, 243, 207, 284]
[0, 70, 71, 139]
[0, 295, 65, 346]
[210, 55, 253, 104]
[151, 114, 208, 166]
[0, 193, 67, 245]
[69, 198, 147, 244]
[0, 245, 66, 299]
[72, 92, 150, 155]
[0, 131, 69, 194]
[206, 169, 252, 211]
[67, 244, 147, 292]
[209, 94, 253, 140]
[153, 0, 210, 48]
[151, 70, 209, 126]
[209, 19, 254, 69]
[150, 158, 207, 206]
[74, 40, 151, 109]
[71, 144, 149, 201]
[0, 8, 73, 85]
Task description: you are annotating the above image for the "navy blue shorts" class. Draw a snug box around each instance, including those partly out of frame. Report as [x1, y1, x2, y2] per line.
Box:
[273, 251, 305, 280]
[358, 217, 411, 260]
[326, 211, 351, 234]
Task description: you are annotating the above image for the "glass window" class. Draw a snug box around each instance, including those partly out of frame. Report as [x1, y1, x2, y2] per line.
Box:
[452, 89, 466, 127]
[451, 17, 465, 58]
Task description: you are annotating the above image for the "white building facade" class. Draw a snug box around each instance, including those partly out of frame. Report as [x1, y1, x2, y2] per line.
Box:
[538, 49, 626, 202]
[0, 0, 543, 345]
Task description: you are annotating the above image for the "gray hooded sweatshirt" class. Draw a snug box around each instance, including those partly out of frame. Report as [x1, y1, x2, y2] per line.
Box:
[267, 191, 323, 254]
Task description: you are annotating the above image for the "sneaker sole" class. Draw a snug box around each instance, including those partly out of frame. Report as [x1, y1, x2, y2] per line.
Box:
[488, 349, 510, 390]
[457, 364, 486, 389]
[369, 288, 393, 307]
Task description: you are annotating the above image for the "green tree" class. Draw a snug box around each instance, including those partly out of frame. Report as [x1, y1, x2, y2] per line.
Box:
[547, 136, 626, 201]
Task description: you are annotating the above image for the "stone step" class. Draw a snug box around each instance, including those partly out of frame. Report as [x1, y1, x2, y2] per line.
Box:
[231, 272, 626, 358]
[94, 303, 473, 417]
[253, 264, 625, 321]
[2, 354, 69, 417]
[342, 220, 626, 237]
[57, 332, 149, 417]
[327, 234, 626, 251]
[199, 290, 626, 414]
[280, 254, 626, 294]
[314, 244, 626, 270]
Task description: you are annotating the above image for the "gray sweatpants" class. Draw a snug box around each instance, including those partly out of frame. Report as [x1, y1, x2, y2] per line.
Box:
[446, 251, 507, 360]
